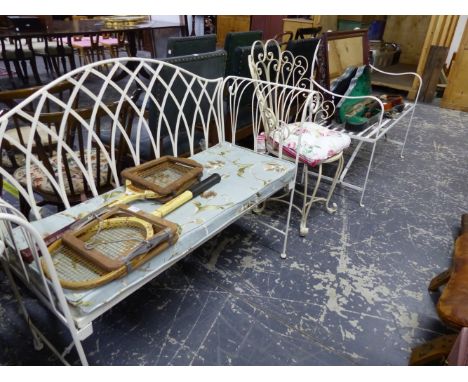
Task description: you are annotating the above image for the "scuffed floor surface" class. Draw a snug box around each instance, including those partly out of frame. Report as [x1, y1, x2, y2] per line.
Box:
[0, 104, 467, 365]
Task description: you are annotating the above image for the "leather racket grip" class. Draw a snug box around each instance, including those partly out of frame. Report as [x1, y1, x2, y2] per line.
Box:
[62, 231, 123, 272]
[189, 173, 221, 198]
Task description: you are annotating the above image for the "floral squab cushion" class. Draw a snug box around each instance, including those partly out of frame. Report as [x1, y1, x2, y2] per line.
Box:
[14, 148, 112, 195]
[1, 125, 58, 168]
[268, 122, 351, 167]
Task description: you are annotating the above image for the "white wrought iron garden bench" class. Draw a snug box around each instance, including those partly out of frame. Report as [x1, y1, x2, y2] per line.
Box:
[0, 57, 328, 365]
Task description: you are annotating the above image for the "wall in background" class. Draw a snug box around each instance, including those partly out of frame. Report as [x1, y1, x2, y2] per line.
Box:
[446, 15, 468, 67]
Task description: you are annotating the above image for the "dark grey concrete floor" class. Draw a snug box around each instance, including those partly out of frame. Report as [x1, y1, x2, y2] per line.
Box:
[0, 56, 467, 365]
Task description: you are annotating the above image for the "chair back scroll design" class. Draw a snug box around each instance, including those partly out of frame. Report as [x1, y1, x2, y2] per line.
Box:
[246, 39, 335, 146]
[0, 57, 224, 220]
[223, 75, 330, 160]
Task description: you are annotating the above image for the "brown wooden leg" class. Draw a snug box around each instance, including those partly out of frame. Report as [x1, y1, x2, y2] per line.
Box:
[409, 334, 458, 365]
[29, 57, 42, 85]
[19, 193, 31, 220]
[429, 269, 452, 292]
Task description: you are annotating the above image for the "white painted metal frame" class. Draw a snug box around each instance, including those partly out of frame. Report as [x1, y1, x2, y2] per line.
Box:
[0, 199, 89, 365]
[246, 39, 344, 235]
[0, 57, 225, 219]
[0, 57, 329, 365]
[0, 57, 226, 365]
[310, 41, 423, 206]
[223, 74, 329, 242]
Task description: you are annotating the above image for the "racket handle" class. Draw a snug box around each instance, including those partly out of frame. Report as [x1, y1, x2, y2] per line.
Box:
[189, 173, 221, 198]
[154, 192, 192, 218]
[153, 173, 221, 218]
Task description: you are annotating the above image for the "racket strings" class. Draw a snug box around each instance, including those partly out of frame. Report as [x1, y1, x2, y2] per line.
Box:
[84, 226, 147, 257]
[138, 163, 191, 188]
[52, 244, 105, 281]
[47, 219, 154, 286]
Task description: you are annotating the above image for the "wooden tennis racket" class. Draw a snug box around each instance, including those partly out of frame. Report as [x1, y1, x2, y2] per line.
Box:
[42, 205, 178, 289]
[19, 182, 156, 263]
[41, 174, 221, 289]
[121, 156, 203, 202]
[22, 156, 204, 262]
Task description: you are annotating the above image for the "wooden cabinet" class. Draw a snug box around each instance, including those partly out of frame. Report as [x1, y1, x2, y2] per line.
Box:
[216, 16, 251, 46]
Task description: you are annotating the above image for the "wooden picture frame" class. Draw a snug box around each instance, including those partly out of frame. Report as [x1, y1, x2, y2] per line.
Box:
[316, 29, 370, 91]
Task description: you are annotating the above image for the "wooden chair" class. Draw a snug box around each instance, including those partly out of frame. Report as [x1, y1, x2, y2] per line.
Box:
[0, 80, 137, 217]
[33, 37, 77, 77]
[0, 37, 42, 86]
[409, 214, 468, 365]
[99, 32, 130, 58]
[0, 82, 75, 171]
[295, 26, 322, 39]
[72, 34, 106, 66]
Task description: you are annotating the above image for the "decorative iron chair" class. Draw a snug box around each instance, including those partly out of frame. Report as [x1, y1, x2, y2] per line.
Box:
[248, 39, 351, 235]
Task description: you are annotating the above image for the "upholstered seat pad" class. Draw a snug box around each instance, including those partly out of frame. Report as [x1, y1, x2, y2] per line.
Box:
[268, 121, 351, 167]
[14, 148, 111, 195]
[1, 125, 59, 167]
[4, 124, 58, 146]
[1, 151, 26, 168]
[71, 37, 93, 48]
[12, 142, 296, 316]
[99, 38, 119, 46]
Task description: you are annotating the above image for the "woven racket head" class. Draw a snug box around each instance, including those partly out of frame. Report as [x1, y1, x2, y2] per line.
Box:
[121, 156, 203, 202]
[42, 228, 177, 290]
[61, 205, 178, 272]
[42, 205, 178, 289]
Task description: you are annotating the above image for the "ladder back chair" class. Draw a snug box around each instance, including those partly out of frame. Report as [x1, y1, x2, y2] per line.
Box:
[0, 37, 42, 86]
[0, 72, 138, 218]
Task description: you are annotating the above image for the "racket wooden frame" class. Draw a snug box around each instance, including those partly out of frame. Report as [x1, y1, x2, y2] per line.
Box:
[61, 205, 177, 272]
[41, 205, 178, 290]
[42, 173, 220, 290]
[21, 157, 202, 264]
[121, 156, 203, 202]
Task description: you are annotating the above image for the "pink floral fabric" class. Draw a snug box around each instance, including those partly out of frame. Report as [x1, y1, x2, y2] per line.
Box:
[14, 148, 112, 195]
[268, 121, 351, 167]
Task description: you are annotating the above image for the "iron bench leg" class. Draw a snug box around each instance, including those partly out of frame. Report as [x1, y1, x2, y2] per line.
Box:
[401, 105, 417, 159]
[359, 140, 379, 207]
